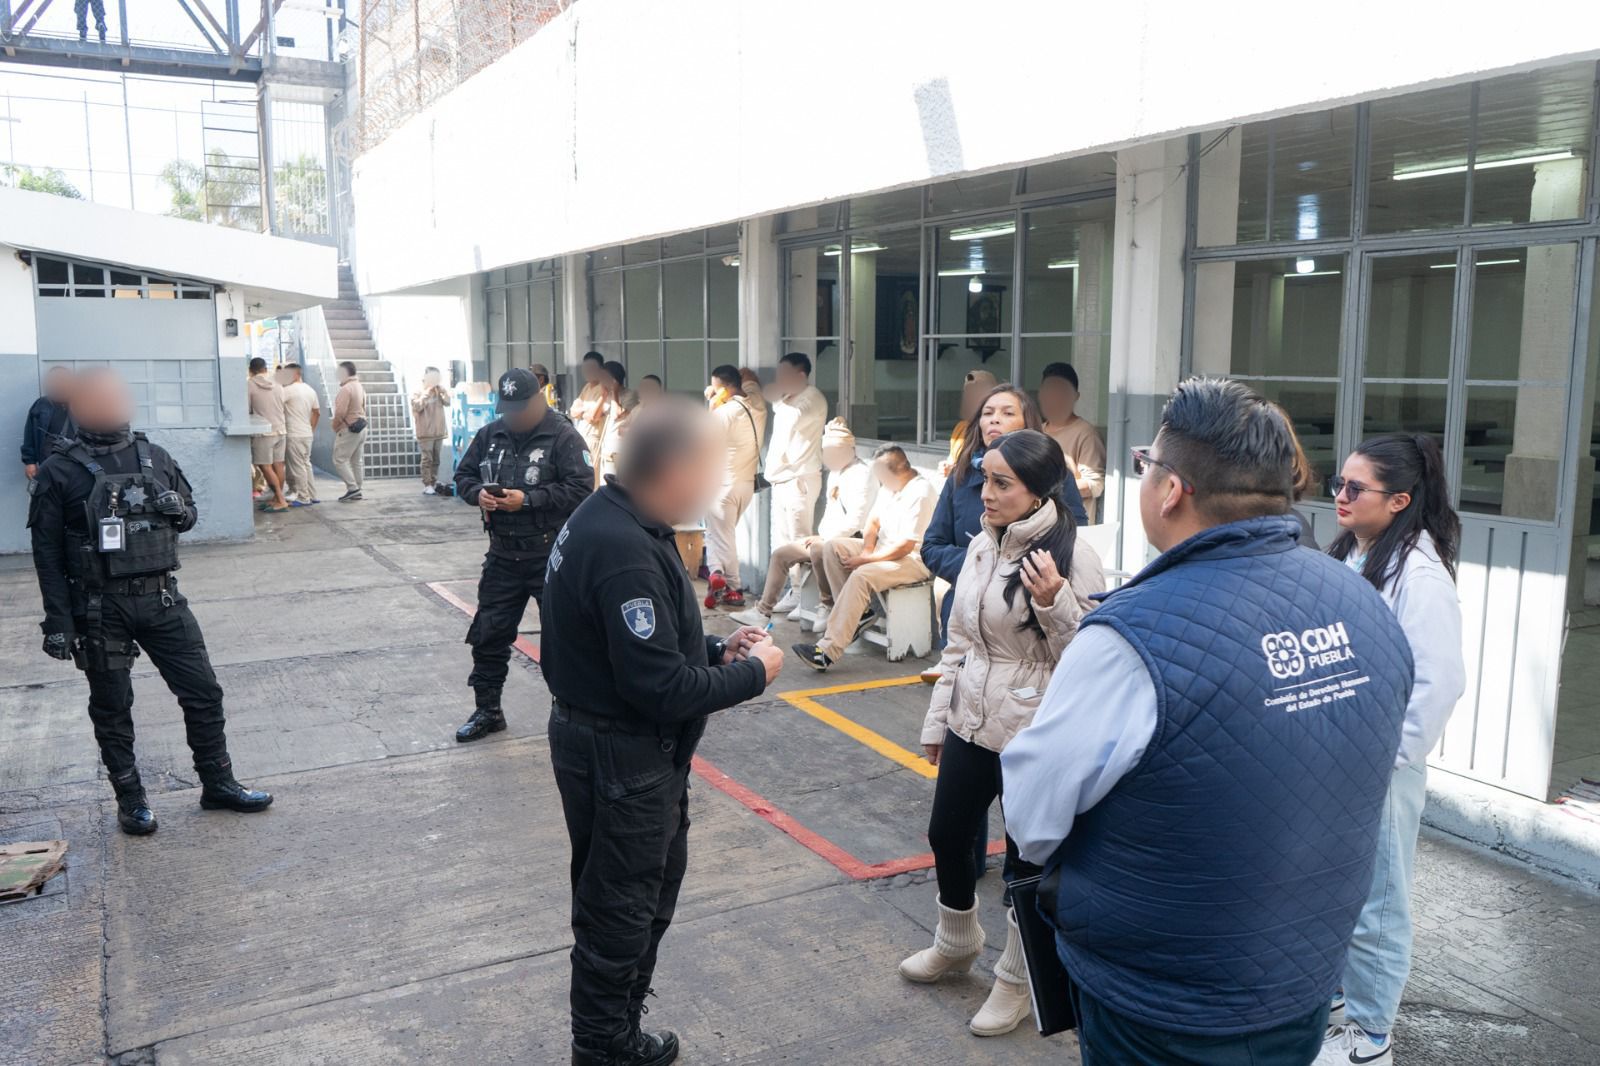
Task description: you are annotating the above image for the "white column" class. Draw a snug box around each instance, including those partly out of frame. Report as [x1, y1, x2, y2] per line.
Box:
[561, 253, 591, 391]
[737, 215, 780, 589]
[1108, 138, 1190, 568]
[848, 248, 878, 437]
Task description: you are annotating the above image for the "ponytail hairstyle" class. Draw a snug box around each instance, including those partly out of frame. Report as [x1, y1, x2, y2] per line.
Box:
[954, 384, 1043, 485]
[989, 429, 1078, 639]
[1328, 433, 1460, 589]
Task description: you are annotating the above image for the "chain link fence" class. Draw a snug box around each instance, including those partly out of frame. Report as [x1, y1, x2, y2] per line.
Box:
[339, 0, 574, 160]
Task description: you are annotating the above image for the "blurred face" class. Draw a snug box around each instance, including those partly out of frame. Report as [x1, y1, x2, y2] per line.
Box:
[338, 365, 352, 383]
[980, 448, 1038, 527]
[657, 424, 724, 525]
[638, 377, 663, 401]
[1333, 453, 1409, 542]
[978, 391, 1027, 446]
[424, 369, 442, 387]
[821, 442, 855, 472]
[504, 395, 548, 433]
[1038, 376, 1078, 422]
[775, 360, 806, 395]
[69, 371, 134, 433]
[582, 359, 603, 384]
[43, 367, 73, 402]
[872, 455, 904, 489]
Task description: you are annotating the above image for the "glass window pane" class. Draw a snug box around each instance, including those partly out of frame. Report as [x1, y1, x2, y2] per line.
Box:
[665, 340, 705, 396]
[849, 233, 921, 441]
[1364, 253, 1456, 379]
[1462, 384, 1565, 519]
[931, 340, 1011, 442]
[553, 278, 565, 339]
[623, 240, 660, 265]
[1192, 257, 1346, 378]
[935, 217, 1014, 336]
[1469, 245, 1579, 380]
[531, 280, 555, 345]
[625, 340, 662, 388]
[1258, 380, 1340, 485]
[504, 263, 529, 284]
[662, 231, 705, 259]
[706, 223, 740, 249]
[36, 258, 67, 285]
[1367, 84, 1471, 233]
[1472, 64, 1594, 227]
[778, 203, 840, 234]
[506, 284, 529, 344]
[589, 247, 623, 271]
[1362, 381, 1448, 443]
[707, 341, 740, 393]
[663, 259, 703, 339]
[1022, 154, 1116, 195]
[926, 170, 1016, 217]
[1268, 108, 1355, 241]
[486, 287, 506, 346]
[1197, 126, 1262, 246]
[708, 256, 739, 339]
[784, 245, 839, 339]
[624, 266, 659, 340]
[1022, 201, 1114, 334]
[590, 271, 623, 344]
[848, 188, 921, 228]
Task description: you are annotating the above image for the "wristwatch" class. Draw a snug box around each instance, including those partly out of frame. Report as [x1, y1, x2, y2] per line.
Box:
[710, 637, 728, 663]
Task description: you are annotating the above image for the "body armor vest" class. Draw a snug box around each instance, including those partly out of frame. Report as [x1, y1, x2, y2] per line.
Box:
[66, 434, 181, 582]
[480, 427, 560, 540]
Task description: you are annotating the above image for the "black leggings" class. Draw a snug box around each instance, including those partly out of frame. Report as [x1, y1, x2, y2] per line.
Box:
[927, 729, 1039, 910]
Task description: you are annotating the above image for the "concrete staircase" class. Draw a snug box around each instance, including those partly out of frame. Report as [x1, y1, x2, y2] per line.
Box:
[326, 263, 419, 479]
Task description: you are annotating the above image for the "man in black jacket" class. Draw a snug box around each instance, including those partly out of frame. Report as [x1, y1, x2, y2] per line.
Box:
[21, 365, 75, 480]
[541, 396, 784, 1066]
[452, 367, 594, 741]
[28, 368, 271, 836]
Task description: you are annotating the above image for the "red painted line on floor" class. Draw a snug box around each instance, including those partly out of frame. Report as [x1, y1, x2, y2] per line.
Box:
[427, 580, 540, 663]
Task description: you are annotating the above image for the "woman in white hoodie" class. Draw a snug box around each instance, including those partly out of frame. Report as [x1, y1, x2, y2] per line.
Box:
[1318, 433, 1466, 1066]
[898, 429, 1104, 1037]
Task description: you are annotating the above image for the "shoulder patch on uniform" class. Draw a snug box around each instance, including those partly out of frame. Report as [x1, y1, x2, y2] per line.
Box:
[582, 448, 594, 468]
[621, 597, 656, 639]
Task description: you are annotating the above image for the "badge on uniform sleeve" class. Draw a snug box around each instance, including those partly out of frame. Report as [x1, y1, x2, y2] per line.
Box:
[622, 598, 656, 639]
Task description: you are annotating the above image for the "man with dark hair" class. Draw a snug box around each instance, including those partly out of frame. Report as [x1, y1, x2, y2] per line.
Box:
[21, 365, 75, 481]
[569, 351, 611, 476]
[704, 364, 762, 607]
[793, 443, 936, 671]
[331, 361, 367, 501]
[452, 367, 593, 742]
[541, 394, 784, 1065]
[637, 374, 664, 403]
[29, 368, 272, 836]
[1002, 377, 1414, 1064]
[247, 357, 288, 512]
[1039, 362, 1106, 523]
[763, 352, 829, 611]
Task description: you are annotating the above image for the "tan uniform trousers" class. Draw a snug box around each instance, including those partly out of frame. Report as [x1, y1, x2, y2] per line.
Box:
[817, 537, 930, 660]
[285, 436, 316, 500]
[705, 480, 754, 584]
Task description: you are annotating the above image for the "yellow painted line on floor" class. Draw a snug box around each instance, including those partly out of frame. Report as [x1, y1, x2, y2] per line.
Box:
[776, 675, 936, 779]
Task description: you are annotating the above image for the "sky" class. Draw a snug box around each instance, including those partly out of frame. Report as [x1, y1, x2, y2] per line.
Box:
[0, 1, 341, 214]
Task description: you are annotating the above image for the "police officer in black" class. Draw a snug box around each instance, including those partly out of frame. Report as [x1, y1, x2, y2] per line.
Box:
[541, 396, 785, 1066]
[453, 366, 594, 741]
[27, 368, 272, 836]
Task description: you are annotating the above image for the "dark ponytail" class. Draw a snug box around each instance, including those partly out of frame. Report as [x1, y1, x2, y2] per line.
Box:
[1328, 433, 1460, 590]
[990, 429, 1079, 639]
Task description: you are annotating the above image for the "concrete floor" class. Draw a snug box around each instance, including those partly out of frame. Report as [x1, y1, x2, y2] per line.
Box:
[3, 474, 1600, 1065]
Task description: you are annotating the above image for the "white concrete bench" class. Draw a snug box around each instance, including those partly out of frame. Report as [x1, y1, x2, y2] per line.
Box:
[785, 566, 826, 630]
[860, 579, 936, 661]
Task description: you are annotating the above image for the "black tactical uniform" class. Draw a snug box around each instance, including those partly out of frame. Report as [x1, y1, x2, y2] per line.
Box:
[453, 371, 593, 741]
[541, 477, 768, 1066]
[27, 427, 272, 835]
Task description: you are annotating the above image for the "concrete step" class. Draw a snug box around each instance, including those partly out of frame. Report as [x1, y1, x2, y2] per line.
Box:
[323, 309, 365, 322]
[329, 330, 374, 342]
[334, 343, 378, 355]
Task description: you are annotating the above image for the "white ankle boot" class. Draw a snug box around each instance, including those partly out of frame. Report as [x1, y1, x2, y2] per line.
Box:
[969, 907, 1032, 1035]
[899, 897, 985, 983]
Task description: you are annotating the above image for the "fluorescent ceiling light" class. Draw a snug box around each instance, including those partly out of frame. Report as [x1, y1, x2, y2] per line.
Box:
[1295, 258, 1316, 274]
[823, 242, 885, 256]
[1283, 270, 1341, 278]
[1046, 259, 1078, 270]
[1392, 150, 1575, 182]
[938, 268, 986, 276]
[949, 222, 1016, 241]
[1428, 258, 1521, 270]
[968, 277, 984, 294]
[722, 255, 740, 268]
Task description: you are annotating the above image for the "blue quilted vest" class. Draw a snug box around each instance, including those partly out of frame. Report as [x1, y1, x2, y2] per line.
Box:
[1044, 515, 1412, 1035]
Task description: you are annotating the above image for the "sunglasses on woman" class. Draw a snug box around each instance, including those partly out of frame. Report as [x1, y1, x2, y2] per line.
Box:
[1327, 475, 1401, 502]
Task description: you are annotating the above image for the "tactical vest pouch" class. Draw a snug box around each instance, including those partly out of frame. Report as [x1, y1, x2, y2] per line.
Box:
[71, 634, 140, 672]
[105, 520, 178, 578]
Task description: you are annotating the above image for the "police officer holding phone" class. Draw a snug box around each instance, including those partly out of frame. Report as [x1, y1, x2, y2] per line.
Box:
[453, 367, 593, 741]
[28, 368, 272, 836]
[541, 396, 784, 1066]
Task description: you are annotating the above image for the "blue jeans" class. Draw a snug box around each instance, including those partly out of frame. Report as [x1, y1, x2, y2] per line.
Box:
[1341, 762, 1427, 1035]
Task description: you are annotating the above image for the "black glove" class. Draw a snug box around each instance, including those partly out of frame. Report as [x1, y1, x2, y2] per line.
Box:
[43, 633, 74, 661]
[154, 490, 187, 517]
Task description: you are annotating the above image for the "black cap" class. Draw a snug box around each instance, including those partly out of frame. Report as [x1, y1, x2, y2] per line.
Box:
[496, 367, 541, 411]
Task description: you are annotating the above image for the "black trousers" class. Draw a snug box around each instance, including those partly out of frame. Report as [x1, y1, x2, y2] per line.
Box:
[549, 708, 700, 1053]
[465, 552, 546, 699]
[77, 588, 229, 776]
[927, 729, 1039, 911]
[1075, 985, 1329, 1066]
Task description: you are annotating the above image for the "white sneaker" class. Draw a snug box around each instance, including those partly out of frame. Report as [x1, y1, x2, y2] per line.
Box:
[421, 484, 436, 495]
[810, 604, 832, 633]
[728, 607, 771, 628]
[773, 588, 801, 613]
[1315, 1023, 1392, 1066]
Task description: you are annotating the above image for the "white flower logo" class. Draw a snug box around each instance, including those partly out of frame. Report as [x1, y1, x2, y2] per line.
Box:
[502, 379, 518, 396]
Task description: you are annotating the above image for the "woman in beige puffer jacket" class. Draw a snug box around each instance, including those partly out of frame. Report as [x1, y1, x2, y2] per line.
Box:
[899, 429, 1105, 1038]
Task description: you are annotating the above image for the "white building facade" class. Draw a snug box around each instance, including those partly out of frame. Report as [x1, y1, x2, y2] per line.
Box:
[344, 0, 1600, 820]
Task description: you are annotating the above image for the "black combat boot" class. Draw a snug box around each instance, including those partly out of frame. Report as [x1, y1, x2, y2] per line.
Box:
[108, 768, 158, 835]
[456, 694, 507, 743]
[196, 756, 274, 812]
[571, 1030, 679, 1066]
